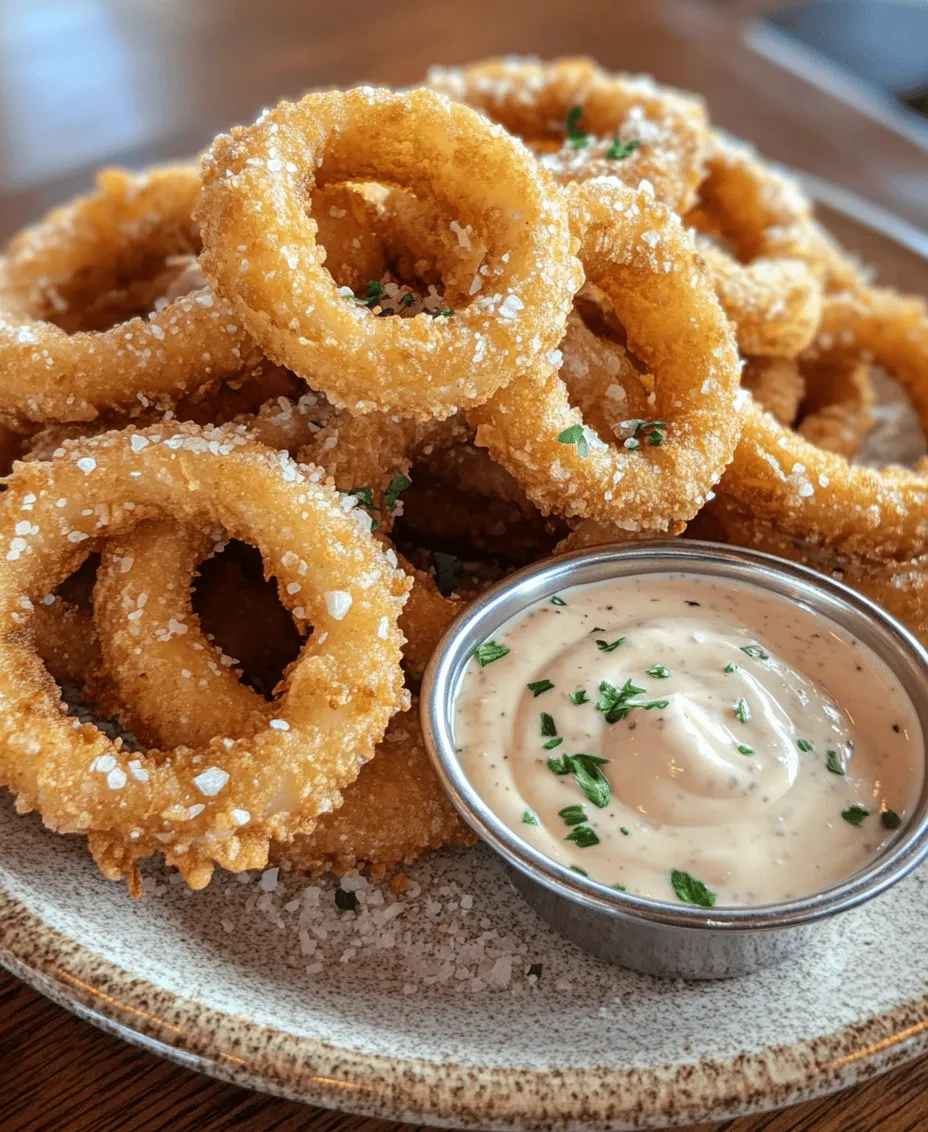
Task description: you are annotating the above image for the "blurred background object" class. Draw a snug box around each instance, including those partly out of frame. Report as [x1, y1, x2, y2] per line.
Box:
[747, 1, 928, 141]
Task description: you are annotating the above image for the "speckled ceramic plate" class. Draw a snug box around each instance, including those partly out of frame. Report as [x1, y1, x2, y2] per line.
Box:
[2, 189, 928, 1132]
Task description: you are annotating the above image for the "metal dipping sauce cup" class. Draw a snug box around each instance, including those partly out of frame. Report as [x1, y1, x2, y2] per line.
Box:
[420, 541, 928, 979]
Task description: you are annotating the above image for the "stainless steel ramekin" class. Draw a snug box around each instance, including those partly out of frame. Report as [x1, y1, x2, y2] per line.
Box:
[421, 541, 928, 980]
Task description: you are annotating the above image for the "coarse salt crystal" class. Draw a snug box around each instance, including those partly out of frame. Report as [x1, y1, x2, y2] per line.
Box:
[193, 766, 230, 796]
[324, 590, 352, 620]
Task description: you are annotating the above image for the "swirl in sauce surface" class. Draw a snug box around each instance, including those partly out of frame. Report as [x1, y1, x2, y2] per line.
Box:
[454, 573, 923, 907]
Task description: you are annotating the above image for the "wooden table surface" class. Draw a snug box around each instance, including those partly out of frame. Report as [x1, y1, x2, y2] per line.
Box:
[1, 1, 927, 1129]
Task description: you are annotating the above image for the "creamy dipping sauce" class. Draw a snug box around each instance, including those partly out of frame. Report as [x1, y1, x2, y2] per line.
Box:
[454, 573, 923, 907]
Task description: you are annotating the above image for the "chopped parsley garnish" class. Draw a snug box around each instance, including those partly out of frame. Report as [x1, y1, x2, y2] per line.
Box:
[842, 804, 870, 827]
[724, 662, 737, 674]
[349, 279, 386, 309]
[611, 883, 627, 892]
[384, 473, 411, 511]
[527, 962, 543, 978]
[473, 640, 509, 667]
[565, 824, 600, 848]
[565, 105, 589, 149]
[647, 664, 670, 678]
[825, 750, 845, 776]
[606, 136, 640, 160]
[557, 422, 590, 459]
[740, 644, 770, 661]
[596, 636, 626, 652]
[633, 419, 666, 446]
[540, 712, 557, 737]
[521, 809, 540, 826]
[432, 309, 454, 318]
[400, 291, 416, 306]
[638, 699, 670, 710]
[569, 865, 588, 877]
[737, 744, 755, 756]
[334, 888, 358, 912]
[670, 869, 717, 908]
[433, 551, 462, 597]
[345, 485, 374, 507]
[366, 279, 383, 301]
[596, 678, 646, 724]
[550, 595, 567, 607]
[558, 804, 587, 827]
[734, 697, 751, 724]
[547, 752, 612, 808]
[527, 679, 555, 698]
[620, 826, 630, 836]
[569, 689, 590, 705]
[797, 739, 813, 752]
[882, 809, 902, 830]
[543, 738, 563, 750]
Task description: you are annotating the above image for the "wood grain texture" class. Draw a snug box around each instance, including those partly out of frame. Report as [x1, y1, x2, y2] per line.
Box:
[1, 0, 927, 1129]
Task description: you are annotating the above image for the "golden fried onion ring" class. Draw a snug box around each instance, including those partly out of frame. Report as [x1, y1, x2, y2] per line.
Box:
[0, 423, 409, 891]
[0, 166, 260, 426]
[427, 56, 709, 212]
[198, 87, 581, 421]
[470, 180, 742, 531]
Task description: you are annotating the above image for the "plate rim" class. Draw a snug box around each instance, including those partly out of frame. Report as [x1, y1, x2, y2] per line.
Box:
[3, 882, 928, 1131]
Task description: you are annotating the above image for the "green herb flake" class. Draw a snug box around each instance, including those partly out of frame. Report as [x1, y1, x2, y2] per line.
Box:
[566, 752, 612, 808]
[542, 737, 563, 750]
[798, 739, 813, 752]
[596, 636, 626, 652]
[724, 662, 737, 674]
[620, 826, 630, 836]
[734, 697, 751, 724]
[826, 750, 845, 776]
[569, 865, 588, 877]
[550, 595, 567, 607]
[384, 473, 411, 511]
[433, 551, 462, 597]
[737, 744, 755, 756]
[633, 419, 666, 446]
[596, 678, 647, 723]
[558, 804, 587, 827]
[345, 486, 374, 507]
[611, 883, 627, 892]
[547, 755, 570, 775]
[527, 679, 555, 698]
[740, 644, 770, 661]
[557, 422, 590, 459]
[365, 279, 384, 301]
[432, 309, 454, 318]
[670, 869, 717, 908]
[606, 136, 640, 160]
[647, 664, 671, 678]
[882, 809, 902, 830]
[565, 104, 589, 149]
[842, 804, 870, 827]
[639, 698, 670, 711]
[334, 888, 358, 912]
[521, 809, 540, 826]
[540, 712, 557, 737]
[473, 640, 510, 667]
[569, 690, 590, 705]
[565, 824, 600, 848]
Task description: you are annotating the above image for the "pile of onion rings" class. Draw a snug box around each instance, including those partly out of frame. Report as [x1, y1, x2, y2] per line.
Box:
[0, 55, 926, 895]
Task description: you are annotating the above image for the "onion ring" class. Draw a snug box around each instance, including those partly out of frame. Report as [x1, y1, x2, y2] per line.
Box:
[797, 356, 875, 458]
[469, 179, 742, 531]
[741, 356, 805, 426]
[0, 423, 409, 891]
[0, 166, 260, 426]
[427, 56, 709, 212]
[197, 87, 581, 420]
